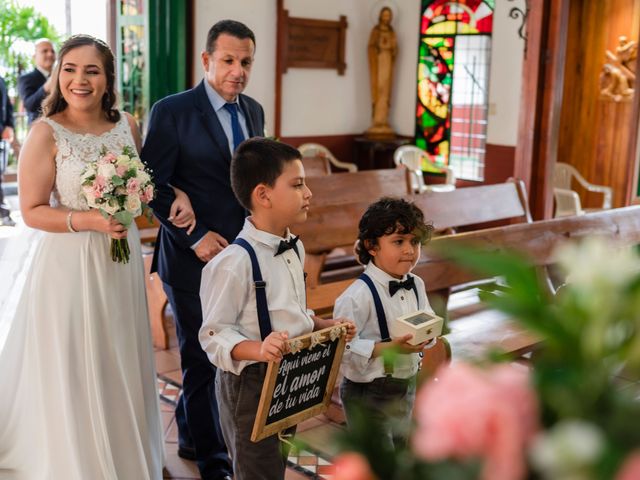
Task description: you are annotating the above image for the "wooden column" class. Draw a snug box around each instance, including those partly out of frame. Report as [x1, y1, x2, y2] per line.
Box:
[514, 0, 570, 220]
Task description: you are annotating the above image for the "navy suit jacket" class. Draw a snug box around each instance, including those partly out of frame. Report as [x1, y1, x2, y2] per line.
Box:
[0, 76, 14, 129]
[18, 69, 47, 124]
[142, 80, 265, 293]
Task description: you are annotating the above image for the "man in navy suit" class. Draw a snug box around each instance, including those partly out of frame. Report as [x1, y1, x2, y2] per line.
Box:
[18, 39, 56, 124]
[142, 20, 263, 480]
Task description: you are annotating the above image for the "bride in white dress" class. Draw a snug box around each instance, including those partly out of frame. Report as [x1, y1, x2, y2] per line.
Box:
[0, 35, 194, 479]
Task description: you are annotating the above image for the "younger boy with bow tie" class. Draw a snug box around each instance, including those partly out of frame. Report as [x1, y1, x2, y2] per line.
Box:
[199, 137, 355, 480]
[334, 197, 435, 451]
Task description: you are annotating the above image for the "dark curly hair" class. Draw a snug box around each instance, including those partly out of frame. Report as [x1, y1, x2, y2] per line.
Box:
[355, 197, 433, 265]
[42, 34, 119, 123]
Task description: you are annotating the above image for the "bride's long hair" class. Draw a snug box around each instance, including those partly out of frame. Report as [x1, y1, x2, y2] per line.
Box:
[42, 34, 120, 122]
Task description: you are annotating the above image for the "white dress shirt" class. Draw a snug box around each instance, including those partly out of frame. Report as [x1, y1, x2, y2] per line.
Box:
[199, 218, 315, 375]
[334, 262, 434, 382]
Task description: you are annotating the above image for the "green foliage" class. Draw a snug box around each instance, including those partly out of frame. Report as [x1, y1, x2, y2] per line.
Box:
[0, 0, 61, 91]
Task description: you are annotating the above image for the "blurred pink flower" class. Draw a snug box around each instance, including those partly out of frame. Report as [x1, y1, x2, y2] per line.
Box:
[126, 178, 140, 195]
[116, 164, 128, 176]
[92, 175, 107, 198]
[413, 363, 538, 480]
[616, 451, 640, 480]
[99, 152, 117, 165]
[140, 185, 154, 203]
[333, 452, 376, 480]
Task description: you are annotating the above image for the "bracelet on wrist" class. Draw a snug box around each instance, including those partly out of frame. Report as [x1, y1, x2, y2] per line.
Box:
[66, 210, 78, 233]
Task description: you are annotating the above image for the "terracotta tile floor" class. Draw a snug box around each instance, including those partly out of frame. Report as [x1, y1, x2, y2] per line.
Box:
[156, 321, 336, 479]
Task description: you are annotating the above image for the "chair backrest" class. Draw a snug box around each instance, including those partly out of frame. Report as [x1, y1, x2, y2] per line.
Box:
[394, 145, 456, 193]
[301, 156, 332, 177]
[305, 168, 412, 209]
[411, 178, 532, 232]
[299, 143, 358, 173]
[553, 162, 578, 189]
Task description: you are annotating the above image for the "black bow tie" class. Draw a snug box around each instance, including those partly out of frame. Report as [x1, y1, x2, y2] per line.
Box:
[275, 236, 299, 256]
[389, 276, 415, 296]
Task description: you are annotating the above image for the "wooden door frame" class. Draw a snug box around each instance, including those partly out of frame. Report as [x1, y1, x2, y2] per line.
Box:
[514, 0, 570, 220]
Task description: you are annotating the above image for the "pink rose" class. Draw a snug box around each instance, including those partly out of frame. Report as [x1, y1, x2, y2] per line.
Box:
[92, 175, 108, 198]
[99, 152, 117, 165]
[116, 164, 128, 176]
[126, 178, 140, 195]
[616, 451, 640, 480]
[333, 452, 376, 480]
[412, 363, 538, 480]
[140, 184, 154, 203]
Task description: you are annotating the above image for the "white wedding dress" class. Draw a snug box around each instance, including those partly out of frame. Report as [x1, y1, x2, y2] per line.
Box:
[0, 116, 164, 479]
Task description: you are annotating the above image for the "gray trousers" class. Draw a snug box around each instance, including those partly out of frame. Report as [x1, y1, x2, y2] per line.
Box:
[216, 363, 292, 480]
[340, 375, 416, 451]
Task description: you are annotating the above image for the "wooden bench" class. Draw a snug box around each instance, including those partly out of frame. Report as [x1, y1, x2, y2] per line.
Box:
[300, 168, 412, 286]
[320, 206, 640, 423]
[298, 179, 532, 289]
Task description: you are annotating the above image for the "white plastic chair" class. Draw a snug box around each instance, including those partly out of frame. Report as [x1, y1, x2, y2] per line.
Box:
[393, 145, 456, 193]
[298, 143, 358, 173]
[553, 162, 612, 217]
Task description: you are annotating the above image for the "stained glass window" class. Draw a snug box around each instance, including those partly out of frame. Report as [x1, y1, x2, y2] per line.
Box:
[416, 0, 494, 180]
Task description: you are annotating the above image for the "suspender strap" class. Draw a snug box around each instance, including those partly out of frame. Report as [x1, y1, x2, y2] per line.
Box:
[233, 238, 272, 340]
[410, 276, 420, 310]
[358, 273, 391, 342]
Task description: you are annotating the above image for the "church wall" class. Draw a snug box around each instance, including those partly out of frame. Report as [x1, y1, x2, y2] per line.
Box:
[193, 0, 525, 179]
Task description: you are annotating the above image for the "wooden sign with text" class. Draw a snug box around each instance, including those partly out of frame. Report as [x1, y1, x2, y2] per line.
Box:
[251, 324, 348, 442]
[280, 10, 347, 75]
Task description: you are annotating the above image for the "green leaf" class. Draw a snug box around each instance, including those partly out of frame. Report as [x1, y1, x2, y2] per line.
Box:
[114, 210, 133, 228]
[111, 175, 125, 186]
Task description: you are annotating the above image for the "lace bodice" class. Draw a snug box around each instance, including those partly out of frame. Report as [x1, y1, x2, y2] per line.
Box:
[42, 115, 136, 210]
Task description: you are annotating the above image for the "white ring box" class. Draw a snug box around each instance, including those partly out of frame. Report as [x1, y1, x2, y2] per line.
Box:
[391, 310, 444, 346]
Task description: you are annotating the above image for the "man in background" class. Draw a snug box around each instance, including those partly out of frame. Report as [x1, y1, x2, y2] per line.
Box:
[0, 75, 15, 226]
[18, 38, 56, 124]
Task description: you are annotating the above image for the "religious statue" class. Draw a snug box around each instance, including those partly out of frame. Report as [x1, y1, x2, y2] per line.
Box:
[365, 6, 397, 139]
[615, 35, 637, 68]
[600, 35, 636, 102]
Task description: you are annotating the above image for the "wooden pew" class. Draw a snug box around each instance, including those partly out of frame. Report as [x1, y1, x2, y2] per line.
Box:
[305, 168, 411, 207]
[298, 179, 531, 287]
[299, 168, 412, 286]
[308, 206, 640, 350]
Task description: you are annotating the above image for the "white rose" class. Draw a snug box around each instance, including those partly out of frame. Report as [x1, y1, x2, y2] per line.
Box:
[125, 194, 142, 215]
[101, 199, 120, 215]
[116, 155, 131, 168]
[136, 170, 151, 184]
[97, 163, 117, 180]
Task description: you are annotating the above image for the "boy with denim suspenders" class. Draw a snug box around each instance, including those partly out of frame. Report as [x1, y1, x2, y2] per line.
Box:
[199, 138, 355, 480]
[334, 197, 435, 451]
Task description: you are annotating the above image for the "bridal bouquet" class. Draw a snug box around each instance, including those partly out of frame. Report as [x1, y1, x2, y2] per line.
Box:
[81, 145, 154, 263]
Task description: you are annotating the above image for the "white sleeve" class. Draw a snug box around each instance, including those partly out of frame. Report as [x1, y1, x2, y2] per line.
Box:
[334, 292, 376, 374]
[199, 257, 250, 374]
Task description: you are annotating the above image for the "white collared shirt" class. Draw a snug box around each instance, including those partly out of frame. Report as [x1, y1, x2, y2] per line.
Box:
[334, 262, 434, 382]
[36, 66, 50, 79]
[199, 218, 315, 374]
